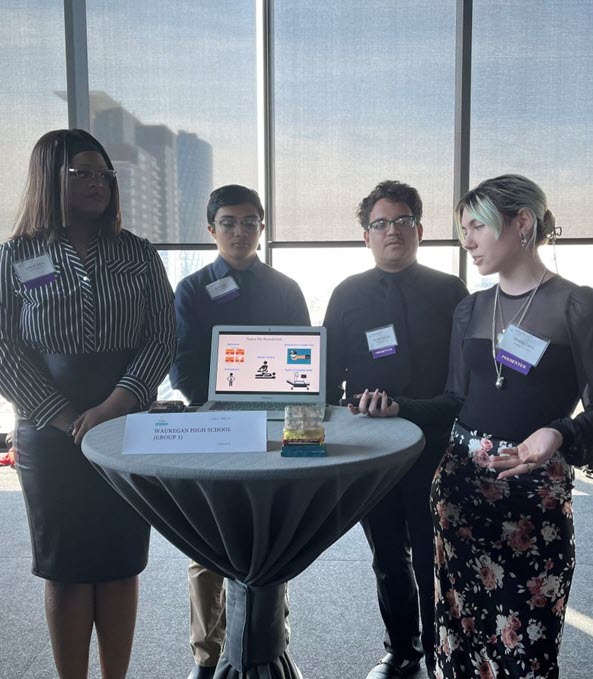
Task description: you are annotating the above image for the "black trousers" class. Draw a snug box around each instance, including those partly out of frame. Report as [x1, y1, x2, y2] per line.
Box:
[360, 428, 447, 668]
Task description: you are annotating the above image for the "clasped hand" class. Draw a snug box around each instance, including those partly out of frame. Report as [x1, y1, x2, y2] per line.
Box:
[347, 388, 399, 418]
[52, 387, 139, 445]
[71, 402, 121, 445]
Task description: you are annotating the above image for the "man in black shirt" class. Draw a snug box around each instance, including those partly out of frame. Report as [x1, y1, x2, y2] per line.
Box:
[170, 185, 309, 679]
[323, 181, 467, 679]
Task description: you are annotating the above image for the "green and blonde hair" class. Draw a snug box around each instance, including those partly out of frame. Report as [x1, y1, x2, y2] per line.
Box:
[455, 174, 556, 247]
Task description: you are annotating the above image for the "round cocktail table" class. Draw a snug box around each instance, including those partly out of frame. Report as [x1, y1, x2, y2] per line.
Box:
[82, 406, 424, 678]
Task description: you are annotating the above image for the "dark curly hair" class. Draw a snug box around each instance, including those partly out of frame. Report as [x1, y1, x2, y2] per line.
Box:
[357, 180, 423, 230]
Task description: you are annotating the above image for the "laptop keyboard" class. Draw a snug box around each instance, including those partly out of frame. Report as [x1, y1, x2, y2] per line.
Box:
[211, 401, 295, 412]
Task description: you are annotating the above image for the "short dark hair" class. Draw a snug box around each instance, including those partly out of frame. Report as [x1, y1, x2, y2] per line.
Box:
[207, 184, 264, 225]
[12, 128, 121, 242]
[357, 180, 423, 230]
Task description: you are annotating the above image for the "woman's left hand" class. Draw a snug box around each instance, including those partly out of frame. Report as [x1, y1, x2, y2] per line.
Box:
[72, 387, 139, 445]
[489, 427, 563, 479]
[348, 389, 400, 418]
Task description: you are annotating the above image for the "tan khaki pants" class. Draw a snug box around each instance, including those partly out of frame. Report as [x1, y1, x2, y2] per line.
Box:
[188, 561, 226, 667]
[188, 561, 290, 666]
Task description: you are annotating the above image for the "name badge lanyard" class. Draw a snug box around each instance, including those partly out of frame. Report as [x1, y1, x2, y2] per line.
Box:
[491, 269, 547, 389]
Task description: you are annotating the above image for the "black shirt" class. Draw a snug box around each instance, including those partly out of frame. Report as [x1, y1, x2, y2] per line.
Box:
[397, 276, 593, 467]
[323, 261, 468, 405]
[170, 255, 311, 404]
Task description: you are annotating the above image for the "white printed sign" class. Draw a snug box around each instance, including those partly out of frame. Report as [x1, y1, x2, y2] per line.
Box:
[122, 412, 267, 455]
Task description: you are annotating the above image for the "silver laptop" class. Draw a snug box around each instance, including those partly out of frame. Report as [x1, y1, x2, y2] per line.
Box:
[200, 325, 327, 420]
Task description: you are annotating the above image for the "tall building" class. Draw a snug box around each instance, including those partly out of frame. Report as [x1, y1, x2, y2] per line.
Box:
[92, 102, 137, 146]
[107, 145, 160, 241]
[177, 131, 213, 242]
[90, 94, 161, 240]
[63, 90, 213, 244]
[136, 125, 180, 243]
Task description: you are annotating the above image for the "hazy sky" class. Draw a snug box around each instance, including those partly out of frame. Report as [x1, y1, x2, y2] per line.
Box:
[1, 0, 592, 242]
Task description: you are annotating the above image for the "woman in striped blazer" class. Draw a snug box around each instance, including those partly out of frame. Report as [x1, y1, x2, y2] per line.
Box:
[0, 129, 176, 678]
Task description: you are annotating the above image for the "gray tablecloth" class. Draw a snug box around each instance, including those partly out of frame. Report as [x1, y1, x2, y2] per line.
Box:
[82, 406, 425, 678]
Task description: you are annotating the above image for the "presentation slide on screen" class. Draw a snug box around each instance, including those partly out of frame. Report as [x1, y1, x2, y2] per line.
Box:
[215, 333, 321, 395]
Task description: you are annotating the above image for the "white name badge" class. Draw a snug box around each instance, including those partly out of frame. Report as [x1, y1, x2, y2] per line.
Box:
[13, 254, 57, 290]
[366, 324, 398, 359]
[206, 276, 240, 303]
[122, 411, 267, 455]
[496, 324, 549, 374]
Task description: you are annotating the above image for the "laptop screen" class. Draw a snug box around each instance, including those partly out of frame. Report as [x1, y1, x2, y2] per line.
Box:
[212, 328, 323, 396]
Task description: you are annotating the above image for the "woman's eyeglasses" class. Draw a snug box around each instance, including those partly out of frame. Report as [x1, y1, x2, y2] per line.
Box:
[68, 168, 117, 183]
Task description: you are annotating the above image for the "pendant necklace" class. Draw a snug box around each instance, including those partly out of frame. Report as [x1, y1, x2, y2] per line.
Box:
[491, 268, 547, 389]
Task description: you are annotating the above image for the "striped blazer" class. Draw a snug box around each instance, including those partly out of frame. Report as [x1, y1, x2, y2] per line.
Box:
[0, 229, 175, 428]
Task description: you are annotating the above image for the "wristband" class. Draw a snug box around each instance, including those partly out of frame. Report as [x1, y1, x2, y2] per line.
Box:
[66, 420, 77, 438]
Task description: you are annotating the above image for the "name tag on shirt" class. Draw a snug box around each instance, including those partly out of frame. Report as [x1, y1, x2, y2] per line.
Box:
[13, 253, 57, 290]
[366, 324, 398, 359]
[495, 324, 549, 375]
[206, 276, 240, 304]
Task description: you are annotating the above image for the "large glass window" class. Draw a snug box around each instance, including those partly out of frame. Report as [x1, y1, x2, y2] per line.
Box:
[540, 244, 593, 288]
[467, 244, 593, 294]
[87, 0, 258, 244]
[158, 249, 218, 293]
[471, 0, 593, 238]
[157, 249, 219, 401]
[0, 0, 67, 433]
[273, 247, 374, 325]
[0, 0, 67, 242]
[274, 245, 459, 325]
[4, 1, 593, 431]
[273, 1, 457, 243]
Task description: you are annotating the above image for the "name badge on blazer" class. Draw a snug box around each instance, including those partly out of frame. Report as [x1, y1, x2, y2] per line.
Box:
[366, 324, 398, 359]
[13, 253, 57, 290]
[495, 324, 549, 375]
[206, 276, 240, 304]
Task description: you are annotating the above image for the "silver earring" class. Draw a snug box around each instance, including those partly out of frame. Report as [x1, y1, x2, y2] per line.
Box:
[520, 233, 527, 247]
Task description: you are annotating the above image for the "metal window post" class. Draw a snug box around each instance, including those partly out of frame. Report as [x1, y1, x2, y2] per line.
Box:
[64, 0, 91, 131]
[453, 0, 472, 283]
[257, 0, 275, 266]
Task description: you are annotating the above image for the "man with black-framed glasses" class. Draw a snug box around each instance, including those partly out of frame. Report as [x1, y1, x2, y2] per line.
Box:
[170, 184, 309, 679]
[323, 180, 467, 679]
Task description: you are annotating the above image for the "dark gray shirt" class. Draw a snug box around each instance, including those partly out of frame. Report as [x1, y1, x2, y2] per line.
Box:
[170, 255, 310, 404]
[323, 261, 468, 405]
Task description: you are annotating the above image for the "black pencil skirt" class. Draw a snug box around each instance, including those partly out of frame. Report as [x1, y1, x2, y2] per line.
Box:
[14, 352, 150, 583]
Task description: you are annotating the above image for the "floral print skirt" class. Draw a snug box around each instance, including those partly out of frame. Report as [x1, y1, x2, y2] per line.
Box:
[431, 421, 575, 679]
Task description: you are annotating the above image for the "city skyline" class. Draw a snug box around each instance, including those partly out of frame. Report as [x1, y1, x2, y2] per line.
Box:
[2, 0, 593, 245]
[90, 91, 213, 243]
[2, 0, 593, 426]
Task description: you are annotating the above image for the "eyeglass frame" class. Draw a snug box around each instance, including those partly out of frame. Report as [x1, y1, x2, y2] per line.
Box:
[212, 217, 263, 232]
[366, 215, 417, 232]
[68, 168, 118, 182]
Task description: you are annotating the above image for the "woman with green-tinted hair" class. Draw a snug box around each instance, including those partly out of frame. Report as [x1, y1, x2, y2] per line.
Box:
[354, 174, 593, 678]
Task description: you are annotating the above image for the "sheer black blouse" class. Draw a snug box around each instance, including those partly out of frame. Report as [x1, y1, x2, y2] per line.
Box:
[397, 275, 593, 468]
